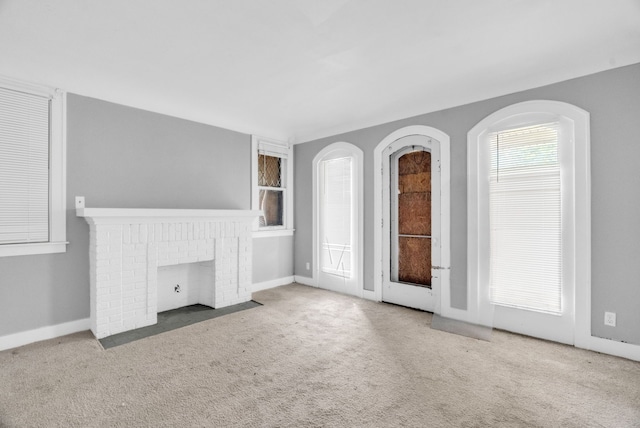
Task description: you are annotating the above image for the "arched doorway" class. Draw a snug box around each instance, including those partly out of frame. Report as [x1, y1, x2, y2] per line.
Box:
[312, 142, 363, 297]
[374, 126, 451, 312]
[467, 100, 591, 344]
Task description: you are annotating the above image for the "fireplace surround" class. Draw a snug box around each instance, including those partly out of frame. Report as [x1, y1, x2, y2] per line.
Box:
[77, 207, 259, 339]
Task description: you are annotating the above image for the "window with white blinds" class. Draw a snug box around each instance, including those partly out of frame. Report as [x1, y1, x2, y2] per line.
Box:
[488, 122, 562, 314]
[0, 86, 51, 245]
[320, 156, 352, 277]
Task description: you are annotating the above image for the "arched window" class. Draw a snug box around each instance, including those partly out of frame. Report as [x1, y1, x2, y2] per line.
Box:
[467, 100, 590, 345]
[312, 142, 363, 297]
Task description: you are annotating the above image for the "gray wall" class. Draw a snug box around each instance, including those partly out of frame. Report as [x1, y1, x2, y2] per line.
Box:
[252, 236, 294, 283]
[294, 63, 640, 346]
[0, 94, 292, 337]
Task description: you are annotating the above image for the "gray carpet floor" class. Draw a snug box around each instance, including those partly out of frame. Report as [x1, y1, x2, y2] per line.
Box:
[1, 283, 639, 427]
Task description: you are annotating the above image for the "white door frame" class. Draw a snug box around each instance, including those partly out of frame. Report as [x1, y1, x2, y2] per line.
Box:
[384, 136, 440, 311]
[312, 142, 364, 297]
[373, 126, 451, 315]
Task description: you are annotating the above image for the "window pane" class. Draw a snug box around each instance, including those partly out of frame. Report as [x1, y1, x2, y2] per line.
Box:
[490, 123, 558, 174]
[489, 123, 562, 314]
[258, 154, 281, 187]
[0, 87, 50, 244]
[321, 157, 352, 277]
[259, 189, 283, 226]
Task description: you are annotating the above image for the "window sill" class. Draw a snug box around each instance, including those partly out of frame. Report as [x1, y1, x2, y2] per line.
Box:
[252, 229, 294, 238]
[0, 242, 68, 258]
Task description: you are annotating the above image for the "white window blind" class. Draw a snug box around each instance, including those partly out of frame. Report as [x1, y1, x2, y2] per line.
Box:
[489, 122, 562, 314]
[321, 157, 352, 277]
[257, 140, 289, 158]
[0, 86, 50, 245]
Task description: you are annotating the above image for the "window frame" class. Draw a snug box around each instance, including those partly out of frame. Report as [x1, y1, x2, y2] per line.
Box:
[312, 141, 364, 297]
[251, 135, 294, 238]
[257, 154, 285, 227]
[0, 76, 67, 258]
[467, 100, 590, 345]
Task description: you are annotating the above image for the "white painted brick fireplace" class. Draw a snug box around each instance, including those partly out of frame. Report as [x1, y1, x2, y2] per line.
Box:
[77, 208, 260, 339]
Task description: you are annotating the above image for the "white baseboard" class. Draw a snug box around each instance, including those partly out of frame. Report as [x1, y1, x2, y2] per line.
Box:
[252, 276, 295, 292]
[579, 335, 640, 362]
[362, 289, 378, 301]
[0, 318, 91, 352]
[293, 275, 316, 287]
[449, 311, 640, 362]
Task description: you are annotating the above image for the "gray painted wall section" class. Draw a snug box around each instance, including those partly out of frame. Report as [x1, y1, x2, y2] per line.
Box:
[252, 236, 294, 284]
[68, 95, 251, 211]
[294, 63, 640, 346]
[0, 94, 292, 337]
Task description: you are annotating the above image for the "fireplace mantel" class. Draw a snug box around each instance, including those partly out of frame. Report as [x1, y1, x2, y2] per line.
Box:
[77, 207, 260, 339]
[77, 207, 261, 222]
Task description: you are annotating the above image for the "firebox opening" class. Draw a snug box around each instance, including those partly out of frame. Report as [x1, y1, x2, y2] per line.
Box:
[157, 261, 214, 313]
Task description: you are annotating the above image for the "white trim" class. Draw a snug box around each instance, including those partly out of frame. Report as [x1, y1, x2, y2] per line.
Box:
[0, 318, 91, 352]
[252, 229, 294, 238]
[383, 137, 440, 311]
[312, 142, 364, 299]
[362, 289, 378, 302]
[0, 76, 67, 258]
[580, 336, 640, 362]
[294, 275, 316, 287]
[0, 242, 68, 257]
[467, 100, 591, 344]
[373, 126, 451, 313]
[251, 135, 294, 233]
[50, 90, 67, 247]
[76, 208, 261, 224]
[252, 276, 295, 292]
[77, 207, 261, 218]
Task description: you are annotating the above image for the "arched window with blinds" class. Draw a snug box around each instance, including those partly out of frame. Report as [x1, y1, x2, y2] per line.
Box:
[488, 122, 562, 314]
[468, 100, 590, 345]
[320, 156, 352, 278]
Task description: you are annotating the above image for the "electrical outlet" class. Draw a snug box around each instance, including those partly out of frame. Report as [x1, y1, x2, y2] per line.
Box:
[604, 311, 616, 327]
[306, 262, 310, 270]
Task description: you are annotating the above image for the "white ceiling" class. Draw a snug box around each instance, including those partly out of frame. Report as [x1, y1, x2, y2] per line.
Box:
[1, 1, 639, 143]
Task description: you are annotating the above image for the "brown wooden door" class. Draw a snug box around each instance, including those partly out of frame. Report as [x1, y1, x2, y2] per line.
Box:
[382, 133, 442, 312]
[397, 150, 431, 287]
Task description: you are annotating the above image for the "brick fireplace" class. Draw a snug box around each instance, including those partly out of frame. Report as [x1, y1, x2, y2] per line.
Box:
[77, 208, 259, 339]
